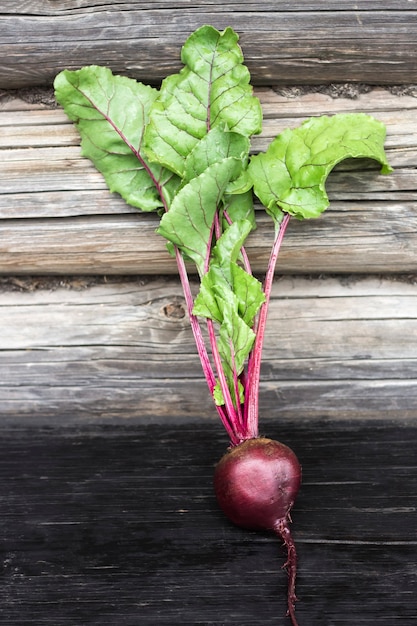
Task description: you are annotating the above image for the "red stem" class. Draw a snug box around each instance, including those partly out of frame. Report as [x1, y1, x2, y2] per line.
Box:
[199, 205, 248, 444]
[113, 100, 234, 441]
[229, 338, 245, 432]
[157, 179, 217, 402]
[206, 318, 242, 445]
[244, 214, 291, 437]
[174, 249, 235, 439]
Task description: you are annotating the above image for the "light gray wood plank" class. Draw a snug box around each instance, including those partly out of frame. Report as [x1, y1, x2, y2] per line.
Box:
[0, 89, 415, 275]
[1, 4, 417, 88]
[1, 276, 416, 421]
[1, 204, 416, 275]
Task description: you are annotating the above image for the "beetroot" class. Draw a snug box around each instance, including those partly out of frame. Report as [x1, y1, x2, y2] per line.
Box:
[214, 437, 302, 625]
[54, 25, 391, 624]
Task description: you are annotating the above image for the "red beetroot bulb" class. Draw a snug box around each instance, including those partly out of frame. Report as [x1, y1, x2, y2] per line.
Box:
[214, 437, 302, 625]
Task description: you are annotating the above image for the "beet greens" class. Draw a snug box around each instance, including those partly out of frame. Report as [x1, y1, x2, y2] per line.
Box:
[54, 24, 391, 624]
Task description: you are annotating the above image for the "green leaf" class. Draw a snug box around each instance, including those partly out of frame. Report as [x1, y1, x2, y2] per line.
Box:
[192, 266, 224, 323]
[193, 220, 264, 326]
[218, 297, 256, 371]
[192, 220, 265, 406]
[182, 127, 255, 228]
[248, 113, 393, 222]
[54, 65, 180, 212]
[231, 264, 265, 327]
[222, 190, 256, 230]
[183, 126, 250, 184]
[143, 25, 262, 176]
[216, 296, 256, 405]
[156, 157, 243, 275]
[182, 126, 256, 227]
[213, 379, 244, 407]
[212, 219, 253, 274]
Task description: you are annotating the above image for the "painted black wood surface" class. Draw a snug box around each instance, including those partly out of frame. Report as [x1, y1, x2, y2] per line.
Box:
[0, 420, 416, 625]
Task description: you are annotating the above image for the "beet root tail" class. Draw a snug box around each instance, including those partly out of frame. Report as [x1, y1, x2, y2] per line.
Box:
[274, 517, 299, 626]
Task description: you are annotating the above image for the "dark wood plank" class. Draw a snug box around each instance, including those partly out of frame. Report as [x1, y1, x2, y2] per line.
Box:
[0, 420, 416, 624]
[1, 276, 416, 421]
[1, 3, 417, 88]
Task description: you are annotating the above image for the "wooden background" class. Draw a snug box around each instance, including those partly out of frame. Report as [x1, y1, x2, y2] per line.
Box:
[1, 275, 416, 422]
[1, 420, 415, 625]
[1, 5, 416, 625]
[0, 1, 416, 420]
[1, 88, 416, 275]
[1, 83, 416, 421]
[0, 0, 417, 420]
[1, 1, 417, 88]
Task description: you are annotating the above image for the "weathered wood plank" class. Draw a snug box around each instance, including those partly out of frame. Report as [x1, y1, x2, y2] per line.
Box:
[1, 276, 416, 421]
[1, 89, 416, 275]
[0, 421, 416, 624]
[1, 206, 416, 275]
[1, 3, 417, 88]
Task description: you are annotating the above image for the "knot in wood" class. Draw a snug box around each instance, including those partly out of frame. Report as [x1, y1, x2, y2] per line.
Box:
[162, 301, 186, 320]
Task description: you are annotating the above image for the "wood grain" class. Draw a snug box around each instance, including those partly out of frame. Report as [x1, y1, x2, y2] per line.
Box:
[1, 88, 416, 275]
[1, 11, 415, 617]
[1, 276, 416, 421]
[1, 3, 417, 88]
[0, 421, 416, 624]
